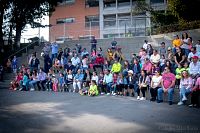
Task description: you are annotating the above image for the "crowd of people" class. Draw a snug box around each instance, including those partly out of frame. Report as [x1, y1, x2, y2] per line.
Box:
[7, 34, 200, 107]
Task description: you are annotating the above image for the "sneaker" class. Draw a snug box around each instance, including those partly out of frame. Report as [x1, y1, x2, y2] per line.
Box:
[140, 97, 146, 100]
[137, 96, 140, 100]
[188, 104, 197, 107]
[177, 101, 184, 105]
[150, 98, 156, 101]
[182, 96, 187, 101]
[169, 101, 173, 105]
[157, 100, 163, 103]
[30, 88, 34, 91]
[106, 93, 110, 95]
[19, 88, 23, 91]
[113, 93, 116, 96]
[101, 92, 104, 95]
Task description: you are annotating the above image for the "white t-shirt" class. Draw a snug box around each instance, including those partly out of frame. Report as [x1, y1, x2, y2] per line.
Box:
[188, 52, 199, 61]
[152, 75, 162, 88]
[71, 57, 80, 66]
[143, 43, 148, 50]
[91, 75, 99, 84]
[150, 54, 160, 64]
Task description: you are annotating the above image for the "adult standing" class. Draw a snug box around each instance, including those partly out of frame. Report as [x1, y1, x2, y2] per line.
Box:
[90, 36, 97, 52]
[43, 53, 52, 73]
[12, 56, 18, 73]
[51, 42, 59, 62]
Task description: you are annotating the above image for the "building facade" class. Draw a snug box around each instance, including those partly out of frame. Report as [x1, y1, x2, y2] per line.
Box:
[49, 0, 167, 41]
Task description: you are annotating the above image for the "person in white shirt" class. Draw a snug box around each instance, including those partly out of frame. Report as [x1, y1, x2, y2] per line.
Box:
[188, 47, 199, 62]
[91, 71, 99, 84]
[71, 54, 80, 66]
[150, 49, 160, 64]
[189, 56, 200, 79]
[150, 70, 162, 101]
[143, 40, 148, 50]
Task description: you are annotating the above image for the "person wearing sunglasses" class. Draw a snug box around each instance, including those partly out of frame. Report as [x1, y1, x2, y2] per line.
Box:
[157, 66, 176, 105]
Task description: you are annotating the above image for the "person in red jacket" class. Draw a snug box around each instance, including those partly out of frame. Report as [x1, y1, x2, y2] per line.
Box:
[93, 54, 104, 72]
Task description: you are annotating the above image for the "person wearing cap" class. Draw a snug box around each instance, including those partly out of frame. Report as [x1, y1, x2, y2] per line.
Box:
[127, 70, 138, 97]
[189, 55, 200, 79]
[157, 66, 175, 105]
[159, 42, 166, 57]
[188, 47, 199, 62]
[111, 59, 122, 74]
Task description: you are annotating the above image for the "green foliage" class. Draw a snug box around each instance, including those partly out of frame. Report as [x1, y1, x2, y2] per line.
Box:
[168, 0, 200, 22]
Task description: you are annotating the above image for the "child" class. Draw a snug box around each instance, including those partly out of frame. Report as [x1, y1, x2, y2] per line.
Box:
[111, 73, 118, 95]
[52, 75, 58, 92]
[160, 54, 165, 67]
[58, 73, 65, 92]
[159, 42, 166, 57]
[88, 80, 98, 96]
[181, 62, 189, 73]
[10, 71, 23, 90]
[98, 71, 105, 95]
[79, 82, 89, 95]
[175, 64, 182, 89]
[116, 73, 124, 95]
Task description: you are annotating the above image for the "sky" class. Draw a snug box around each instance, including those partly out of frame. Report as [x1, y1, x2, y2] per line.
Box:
[21, 16, 49, 43]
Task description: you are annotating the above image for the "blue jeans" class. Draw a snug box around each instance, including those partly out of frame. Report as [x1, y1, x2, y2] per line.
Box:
[51, 53, 57, 62]
[158, 88, 174, 102]
[179, 87, 191, 101]
[105, 83, 112, 93]
[183, 49, 190, 56]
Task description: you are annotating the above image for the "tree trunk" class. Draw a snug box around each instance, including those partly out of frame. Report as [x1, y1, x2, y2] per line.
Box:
[0, 10, 4, 47]
[8, 24, 13, 49]
[15, 24, 22, 48]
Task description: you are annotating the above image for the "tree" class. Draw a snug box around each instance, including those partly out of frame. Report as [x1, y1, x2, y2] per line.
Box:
[0, 0, 12, 47]
[10, 0, 61, 47]
[168, 0, 200, 22]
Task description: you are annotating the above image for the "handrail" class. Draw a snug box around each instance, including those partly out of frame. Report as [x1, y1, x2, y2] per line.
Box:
[8, 39, 40, 59]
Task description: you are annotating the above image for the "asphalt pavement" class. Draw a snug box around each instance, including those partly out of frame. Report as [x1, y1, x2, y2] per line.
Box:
[0, 88, 199, 133]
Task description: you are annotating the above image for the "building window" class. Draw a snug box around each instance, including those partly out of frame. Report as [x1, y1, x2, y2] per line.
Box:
[150, 0, 164, 4]
[104, 14, 116, 28]
[58, 0, 75, 5]
[85, 0, 99, 7]
[56, 18, 75, 24]
[85, 15, 99, 27]
[118, 0, 130, 7]
[118, 13, 131, 27]
[103, 0, 116, 8]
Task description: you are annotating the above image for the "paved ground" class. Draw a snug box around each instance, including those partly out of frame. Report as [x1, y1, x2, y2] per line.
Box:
[0, 88, 199, 133]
